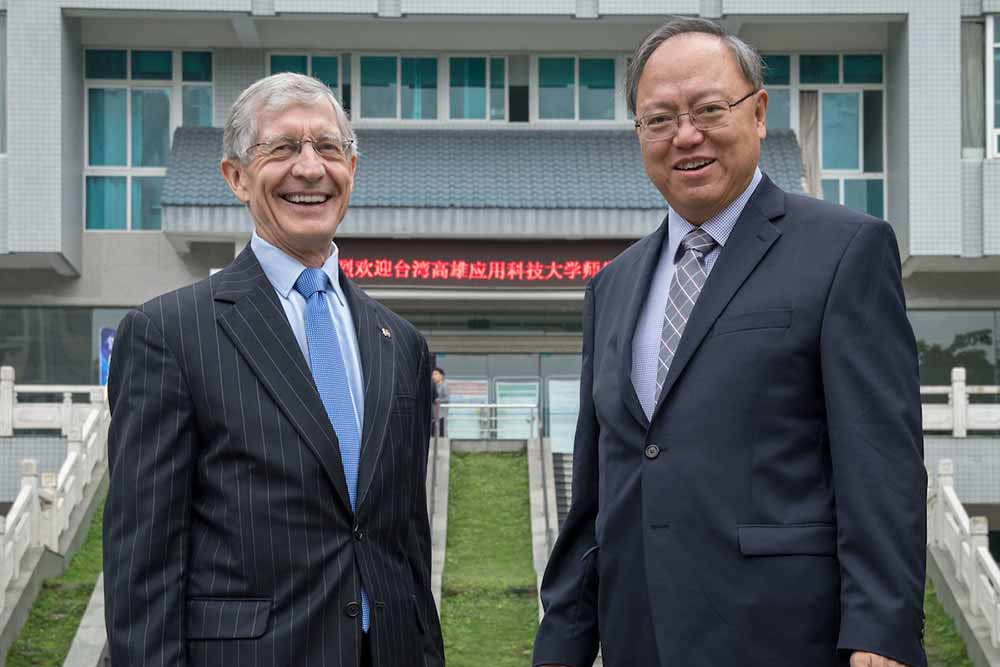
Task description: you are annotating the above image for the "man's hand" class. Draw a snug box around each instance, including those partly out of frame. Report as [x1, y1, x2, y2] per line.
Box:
[850, 651, 908, 667]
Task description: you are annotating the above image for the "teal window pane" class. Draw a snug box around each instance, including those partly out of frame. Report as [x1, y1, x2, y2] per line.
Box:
[994, 50, 1000, 128]
[490, 58, 505, 120]
[86, 50, 126, 79]
[822, 92, 859, 170]
[863, 90, 883, 173]
[822, 179, 840, 203]
[88, 89, 127, 166]
[766, 89, 790, 129]
[845, 179, 884, 219]
[132, 89, 171, 167]
[342, 54, 352, 110]
[271, 54, 308, 75]
[401, 57, 438, 119]
[132, 177, 165, 230]
[182, 51, 212, 82]
[361, 56, 397, 118]
[132, 51, 173, 80]
[539, 57, 575, 119]
[579, 58, 614, 120]
[800, 55, 839, 84]
[762, 54, 790, 86]
[183, 85, 212, 127]
[843, 54, 882, 83]
[313, 56, 339, 91]
[450, 58, 486, 119]
[86, 176, 126, 230]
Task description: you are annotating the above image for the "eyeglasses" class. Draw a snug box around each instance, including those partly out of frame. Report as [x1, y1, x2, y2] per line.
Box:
[248, 135, 355, 162]
[634, 90, 759, 143]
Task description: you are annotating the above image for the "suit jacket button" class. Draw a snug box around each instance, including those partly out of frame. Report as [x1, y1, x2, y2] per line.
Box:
[353, 527, 364, 541]
[345, 601, 361, 617]
[644, 444, 660, 459]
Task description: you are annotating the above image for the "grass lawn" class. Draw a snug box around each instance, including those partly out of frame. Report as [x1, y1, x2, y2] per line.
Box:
[7, 499, 104, 667]
[924, 578, 974, 667]
[440, 452, 538, 667]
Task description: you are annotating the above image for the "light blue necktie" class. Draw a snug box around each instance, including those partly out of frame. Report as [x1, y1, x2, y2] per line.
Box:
[293, 267, 370, 632]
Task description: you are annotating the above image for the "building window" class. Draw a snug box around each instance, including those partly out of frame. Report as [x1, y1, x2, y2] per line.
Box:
[766, 53, 885, 219]
[357, 55, 440, 120]
[535, 56, 618, 121]
[84, 49, 213, 231]
[449, 56, 506, 121]
[268, 53, 345, 104]
[987, 17, 1000, 156]
[909, 310, 1000, 387]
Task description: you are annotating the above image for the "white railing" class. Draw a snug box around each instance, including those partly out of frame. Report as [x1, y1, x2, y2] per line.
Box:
[922, 367, 1000, 437]
[0, 366, 110, 615]
[928, 458, 1000, 648]
[437, 402, 541, 441]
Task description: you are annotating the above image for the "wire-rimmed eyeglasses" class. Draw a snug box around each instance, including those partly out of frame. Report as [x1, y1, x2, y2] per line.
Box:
[634, 90, 759, 143]
[248, 135, 355, 162]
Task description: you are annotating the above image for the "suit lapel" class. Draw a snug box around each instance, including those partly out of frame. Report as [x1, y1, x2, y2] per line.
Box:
[650, 176, 785, 424]
[618, 217, 669, 430]
[340, 275, 396, 514]
[214, 247, 353, 515]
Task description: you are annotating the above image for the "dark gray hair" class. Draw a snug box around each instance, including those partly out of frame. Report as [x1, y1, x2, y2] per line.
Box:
[625, 17, 764, 115]
[223, 72, 357, 163]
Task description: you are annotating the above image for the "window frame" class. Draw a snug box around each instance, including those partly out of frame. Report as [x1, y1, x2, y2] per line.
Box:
[766, 52, 887, 218]
[353, 53, 445, 122]
[988, 16, 999, 157]
[445, 54, 509, 122]
[83, 48, 214, 232]
[267, 51, 343, 101]
[530, 54, 626, 124]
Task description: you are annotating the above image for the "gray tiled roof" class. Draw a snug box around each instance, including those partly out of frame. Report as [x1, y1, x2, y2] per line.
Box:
[925, 437, 1000, 504]
[162, 127, 806, 210]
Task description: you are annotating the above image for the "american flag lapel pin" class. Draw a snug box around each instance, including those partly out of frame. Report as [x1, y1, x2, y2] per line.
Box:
[380, 326, 392, 339]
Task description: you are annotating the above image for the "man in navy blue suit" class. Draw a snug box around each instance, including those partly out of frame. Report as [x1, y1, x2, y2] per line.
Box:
[533, 17, 926, 667]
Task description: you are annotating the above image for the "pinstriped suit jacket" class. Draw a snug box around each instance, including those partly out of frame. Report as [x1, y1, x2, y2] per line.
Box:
[104, 246, 445, 667]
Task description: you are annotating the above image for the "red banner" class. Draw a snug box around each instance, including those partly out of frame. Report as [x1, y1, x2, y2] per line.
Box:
[339, 257, 612, 283]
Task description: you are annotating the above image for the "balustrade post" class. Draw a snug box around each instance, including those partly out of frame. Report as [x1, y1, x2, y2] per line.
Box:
[60, 392, 73, 437]
[926, 469, 934, 545]
[952, 367, 968, 438]
[0, 367, 13, 437]
[40, 472, 58, 551]
[937, 459, 954, 550]
[20, 460, 39, 546]
[970, 516, 990, 616]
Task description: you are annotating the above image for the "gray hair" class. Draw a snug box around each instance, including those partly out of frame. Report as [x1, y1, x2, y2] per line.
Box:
[223, 72, 357, 163]
[625, 17, 764, 115]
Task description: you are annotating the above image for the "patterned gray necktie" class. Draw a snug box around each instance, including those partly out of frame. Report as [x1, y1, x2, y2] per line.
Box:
[654, 228, 718, 403]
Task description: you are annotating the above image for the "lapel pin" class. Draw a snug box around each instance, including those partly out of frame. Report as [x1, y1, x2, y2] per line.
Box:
[380, 327, 392, 339]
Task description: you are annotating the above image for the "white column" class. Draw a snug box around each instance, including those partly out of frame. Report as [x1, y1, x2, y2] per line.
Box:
[952, 367, 968, 437]
[936, 459, 954, 551]
[0, 366, 13, 437]
[970, 516, 990, 616]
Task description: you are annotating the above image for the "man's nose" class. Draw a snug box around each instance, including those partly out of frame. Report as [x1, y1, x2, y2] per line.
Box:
[290, 143, 324, 179]
[672, 115, 704, 149]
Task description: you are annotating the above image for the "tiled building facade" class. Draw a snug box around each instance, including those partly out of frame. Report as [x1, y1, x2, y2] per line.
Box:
[0, 1, 996, 451]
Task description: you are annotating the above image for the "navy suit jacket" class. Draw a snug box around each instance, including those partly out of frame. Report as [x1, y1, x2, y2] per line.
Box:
[104, 246, 445, 666]
[533, 175, 927, 667]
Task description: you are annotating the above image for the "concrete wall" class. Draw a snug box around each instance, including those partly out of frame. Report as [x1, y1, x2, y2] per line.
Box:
[886, 21, 910, 259]
[60, 16, 83, 277]
[0, 233, 232, 307]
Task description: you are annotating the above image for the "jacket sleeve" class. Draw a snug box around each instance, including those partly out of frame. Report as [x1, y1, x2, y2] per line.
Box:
[104, 307, 196, 666]
[532, 282, 601, 667]
[408, 336, 446, 666]
[820, 222, 927, 667]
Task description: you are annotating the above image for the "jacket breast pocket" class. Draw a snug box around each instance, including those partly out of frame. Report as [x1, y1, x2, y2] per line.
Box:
[737, 523, 836, 557]
[186, 597, 272, 640]
[394, 394, 417, 415]
[708, 308, 792, 338]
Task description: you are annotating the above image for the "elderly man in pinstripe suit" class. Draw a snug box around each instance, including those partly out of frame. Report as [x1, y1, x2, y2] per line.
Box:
[104, 72, 445, 667]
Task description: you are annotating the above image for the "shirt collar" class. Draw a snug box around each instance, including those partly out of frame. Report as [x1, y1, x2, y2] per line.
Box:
[249, 230, 344, 305]
[667, 167, 763, 249]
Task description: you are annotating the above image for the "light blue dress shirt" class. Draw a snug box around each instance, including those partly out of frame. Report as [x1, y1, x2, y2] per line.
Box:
[250, 231, 365, 432]
[630, 167, 763, 420]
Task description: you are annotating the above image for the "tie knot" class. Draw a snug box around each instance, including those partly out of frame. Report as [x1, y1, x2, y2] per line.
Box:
[681, 228, 717, 257]
[294, 267, 329, 299]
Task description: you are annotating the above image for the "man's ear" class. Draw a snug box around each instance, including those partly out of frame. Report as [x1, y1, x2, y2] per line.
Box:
[221, 158, 251, 204]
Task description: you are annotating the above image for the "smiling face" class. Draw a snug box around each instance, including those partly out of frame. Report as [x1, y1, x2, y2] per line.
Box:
[221, 100, 356, 267]
[634, 32, 767, 225]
